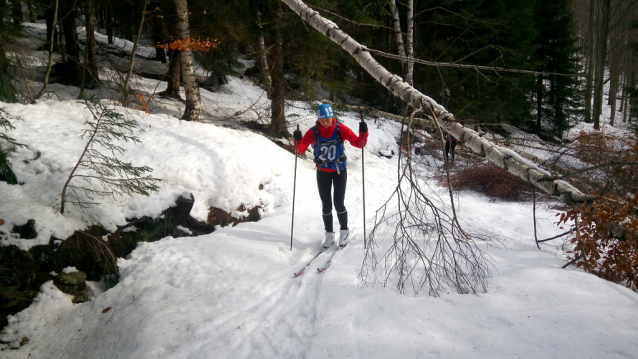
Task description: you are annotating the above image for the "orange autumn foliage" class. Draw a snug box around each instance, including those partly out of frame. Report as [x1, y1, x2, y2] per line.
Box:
[558, 196, 638, 291]
[139, 95, 151, 114]
[556, 131, 638, 291]
[157, 38, 218, 52]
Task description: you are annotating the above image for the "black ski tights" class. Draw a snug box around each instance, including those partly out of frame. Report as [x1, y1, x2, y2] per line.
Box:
[317, 169, 348, 233]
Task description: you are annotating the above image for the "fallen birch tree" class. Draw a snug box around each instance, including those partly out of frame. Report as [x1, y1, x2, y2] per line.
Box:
[280, 0, 595, 208]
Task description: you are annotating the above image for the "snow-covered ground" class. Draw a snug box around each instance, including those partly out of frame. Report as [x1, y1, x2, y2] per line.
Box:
[1, 22, 638, 359]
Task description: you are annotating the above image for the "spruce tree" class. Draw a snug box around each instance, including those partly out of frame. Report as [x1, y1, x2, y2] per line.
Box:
[533, 0, 583, 136]
[60, 98, 160, 216]
[415, 0, 538, 125]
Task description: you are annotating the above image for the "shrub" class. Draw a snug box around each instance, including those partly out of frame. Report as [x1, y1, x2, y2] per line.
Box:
[0, 108, 26, 184]
[558, 196, 638, 291]
[560, 130, 637, 197]
[556, 132, 638, 291]
[441, 161, 534, 201]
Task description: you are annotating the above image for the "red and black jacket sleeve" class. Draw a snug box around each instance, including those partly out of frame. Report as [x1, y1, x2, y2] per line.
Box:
[339, 124, 368, 148]
[295, 129, 316, 154]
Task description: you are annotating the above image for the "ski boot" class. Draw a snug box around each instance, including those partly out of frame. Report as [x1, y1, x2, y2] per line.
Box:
[322, 232, 335, 249]
[339, 229, 349, 247]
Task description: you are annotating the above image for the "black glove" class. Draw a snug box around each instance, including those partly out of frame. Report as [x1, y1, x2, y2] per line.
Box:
[359, 121, 368, 133]
[293, 130, 302, 141]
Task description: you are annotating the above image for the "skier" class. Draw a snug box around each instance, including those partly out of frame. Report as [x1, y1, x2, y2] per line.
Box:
[293, 103, 368, 249]
[445, 132, 457, 161]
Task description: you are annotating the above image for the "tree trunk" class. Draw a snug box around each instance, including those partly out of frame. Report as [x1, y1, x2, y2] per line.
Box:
[536, 74, 543, 128]
[161, 0, 181, 98]
[11, 0, 23, 25]
[268, 3, 287, 137]
[405, 0, 414, 86]
[608, 53, 618, 126]
[84, 0, 99, 88]
[60, 0, 81, 85]
[255, 7, 271, 94]
[58, 15, 66, 62]
[44, 0, 58, 52]
[389, 0, 407, 76]
[27, 0, 36, 22]
[280, 0, 596, 208]
[152, 4, 168, 63]
[105, 2, 113, 44]
[592, 0, 610, 130]
[329, 64, 335, 102]
[629, 67, 636, 122]
[256, 35, 271, 92]
[34, 0, 58, 101]
[163, 49, 182, 98]
[584, 0, 596, 123]
[173, 0, 201, 121]
[120, 0, 147, 106]
[97, 2, 104, 29]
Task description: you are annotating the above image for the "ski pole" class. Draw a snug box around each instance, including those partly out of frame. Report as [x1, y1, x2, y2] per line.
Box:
[360, 113, 367, 249]
[290, 124, 300, 251]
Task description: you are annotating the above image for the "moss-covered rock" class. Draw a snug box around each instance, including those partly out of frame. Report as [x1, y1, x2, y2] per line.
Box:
[0, 193, 263, 331]
[53, 271, 90, 303]
[0, 245, 39, 330]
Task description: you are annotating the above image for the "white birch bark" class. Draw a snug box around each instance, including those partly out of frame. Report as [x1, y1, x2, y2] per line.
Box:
[389, 0, 407, 75]
[174, 0, 202, 121]
[405, 0, 414, 85]
[280, 0, 596, 207]
[256, 13, 272, 91]
[257, 34, 271, 90]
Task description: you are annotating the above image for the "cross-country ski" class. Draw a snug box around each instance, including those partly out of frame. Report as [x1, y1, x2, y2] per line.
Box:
[293, 247, 327, 277]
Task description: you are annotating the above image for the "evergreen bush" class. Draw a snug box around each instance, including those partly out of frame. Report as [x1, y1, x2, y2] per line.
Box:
[0, 108, 26, 184]
[60, 97, 160, 216]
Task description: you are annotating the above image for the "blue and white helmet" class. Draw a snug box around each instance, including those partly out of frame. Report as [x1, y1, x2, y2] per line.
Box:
[317, 103, 334, 119]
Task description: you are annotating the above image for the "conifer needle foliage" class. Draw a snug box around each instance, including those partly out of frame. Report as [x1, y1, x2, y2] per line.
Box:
[0, 108, 26, 185]
[60, 98, 160, 215]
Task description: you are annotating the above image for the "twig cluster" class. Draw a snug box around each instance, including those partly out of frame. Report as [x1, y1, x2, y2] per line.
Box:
[360, 108, 493, 296]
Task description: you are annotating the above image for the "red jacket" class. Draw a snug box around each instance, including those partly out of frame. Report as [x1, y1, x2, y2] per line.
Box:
[295, 119, 368, 173]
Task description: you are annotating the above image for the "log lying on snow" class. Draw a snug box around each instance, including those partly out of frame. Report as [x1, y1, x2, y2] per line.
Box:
[281, 0, 596, 207]
[351, 104, 554, 171]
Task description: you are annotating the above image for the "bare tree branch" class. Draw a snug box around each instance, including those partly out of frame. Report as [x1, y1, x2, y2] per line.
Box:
[364, 47, 586, 77]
